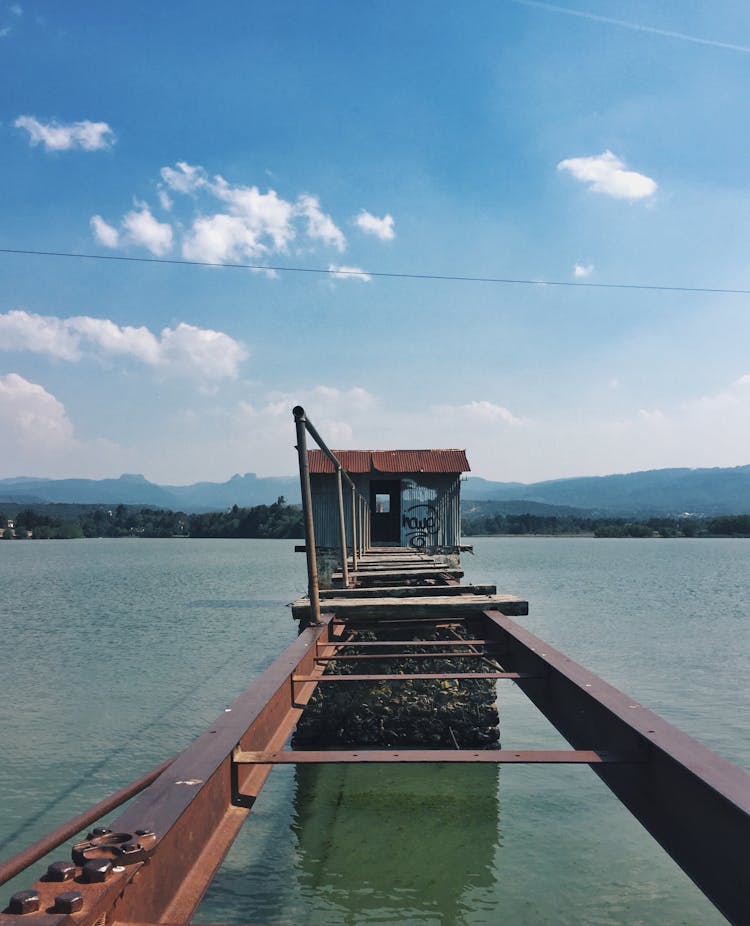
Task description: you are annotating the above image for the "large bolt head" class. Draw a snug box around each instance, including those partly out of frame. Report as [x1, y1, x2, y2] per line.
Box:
[82, 858, 113, 883]
[9, 891, 40, 914]
[54, 891, 84, 914]
[46, 860, 76, 881]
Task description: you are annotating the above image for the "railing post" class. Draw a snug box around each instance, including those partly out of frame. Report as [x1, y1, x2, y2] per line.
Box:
[336, 465, 349, 588]
[351, 483, 358, 572]
[293, 406, 322, 624]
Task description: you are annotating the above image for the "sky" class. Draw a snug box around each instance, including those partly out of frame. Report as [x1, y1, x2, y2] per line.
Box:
[2, 0, 750, 484]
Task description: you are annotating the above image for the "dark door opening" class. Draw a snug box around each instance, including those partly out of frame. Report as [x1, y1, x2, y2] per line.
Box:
[370, 480, 401, 544]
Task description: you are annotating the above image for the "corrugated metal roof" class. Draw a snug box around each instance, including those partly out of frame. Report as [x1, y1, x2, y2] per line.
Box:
[308, 449, 470, 474]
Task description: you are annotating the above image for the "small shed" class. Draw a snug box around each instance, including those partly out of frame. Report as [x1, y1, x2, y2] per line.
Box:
[308, 449, 470, 550]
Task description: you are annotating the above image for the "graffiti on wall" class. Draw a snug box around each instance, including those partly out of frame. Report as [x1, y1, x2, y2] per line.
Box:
[402, 503, 440, 548]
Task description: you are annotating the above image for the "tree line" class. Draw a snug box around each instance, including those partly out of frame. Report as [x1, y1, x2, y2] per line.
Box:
[461, 513, 750, 538]
[0, 498, 304, 540]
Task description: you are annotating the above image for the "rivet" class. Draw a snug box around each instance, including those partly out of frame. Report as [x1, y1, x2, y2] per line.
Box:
[9, 891, 40, 914]
[54, 891, 84, 914]
[87, 826, 112, 839]
[46, 859, 76, 882]
[134, 829, 154, 837]
[82, 858, 113, 883]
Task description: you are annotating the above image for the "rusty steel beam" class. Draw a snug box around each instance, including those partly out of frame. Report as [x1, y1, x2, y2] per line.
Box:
[314, 651, 503, 661]
[292, 671, 531, 682]
[480, 608, 750, 926]
[233, 748, 634, 764]
[0, 757, 174, 889]
[317, 638, 494, 648]
[0, 617, 341, 926]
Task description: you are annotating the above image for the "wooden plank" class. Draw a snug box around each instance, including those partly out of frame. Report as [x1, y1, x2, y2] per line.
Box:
[292, 594, 528, 621]
[319, 584, 497, 598]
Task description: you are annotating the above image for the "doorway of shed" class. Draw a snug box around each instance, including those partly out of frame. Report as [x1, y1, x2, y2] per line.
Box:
[370, 480, 401, 544]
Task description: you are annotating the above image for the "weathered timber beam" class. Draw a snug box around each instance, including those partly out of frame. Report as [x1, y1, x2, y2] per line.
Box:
[319, 584, 498, 598]
[480, 608, 750, 926]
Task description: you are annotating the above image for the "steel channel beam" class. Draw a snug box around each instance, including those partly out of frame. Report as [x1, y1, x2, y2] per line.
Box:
[293, 671, 530, 682]
[0, 617, 340, 926]
[233, 749, 633, 764]
[480, 608, 750, 926]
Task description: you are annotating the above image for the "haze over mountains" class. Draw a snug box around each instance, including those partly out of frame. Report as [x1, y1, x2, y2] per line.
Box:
[1, 465, 749, 517]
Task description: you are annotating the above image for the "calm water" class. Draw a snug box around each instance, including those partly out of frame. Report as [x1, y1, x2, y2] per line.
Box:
[1, 537, 747, 924]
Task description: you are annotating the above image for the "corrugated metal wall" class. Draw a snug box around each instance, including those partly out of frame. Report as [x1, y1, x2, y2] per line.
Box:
[310, 473, 461, 548]
[400, 475, 460, 547]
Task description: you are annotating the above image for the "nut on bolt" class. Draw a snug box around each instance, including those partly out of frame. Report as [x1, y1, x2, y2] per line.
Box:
[8, 890, 40, 914]
[46, 859, 76, 881]
[82, 858, 113, 883]
[54, 891, 84, 914]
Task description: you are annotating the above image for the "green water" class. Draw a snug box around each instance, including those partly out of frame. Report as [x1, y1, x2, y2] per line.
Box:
[1, 538, 747, 924]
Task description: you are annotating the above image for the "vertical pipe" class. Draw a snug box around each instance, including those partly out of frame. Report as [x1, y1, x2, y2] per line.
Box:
[351, 483, 358, 572]
[292, 407, 321, 624]
[336, 466, 349, 588]
[357, 498, 365, 556]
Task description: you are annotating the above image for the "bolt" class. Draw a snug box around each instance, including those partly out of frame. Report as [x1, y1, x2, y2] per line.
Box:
[8, 891, 40, 915]
[46, 859, 76, 881]
[134, 829, 154, 837]
[87, 827, 112, 839]
[54, 891, 84, 914]
[82, 858, 113, 883]
[120, 843, 138, 853]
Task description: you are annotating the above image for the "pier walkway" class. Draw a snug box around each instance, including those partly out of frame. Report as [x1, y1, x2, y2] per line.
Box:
[0, 410, 748, 926]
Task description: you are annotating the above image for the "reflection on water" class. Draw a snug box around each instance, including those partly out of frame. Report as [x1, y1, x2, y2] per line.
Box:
[291, 764, 499, 925]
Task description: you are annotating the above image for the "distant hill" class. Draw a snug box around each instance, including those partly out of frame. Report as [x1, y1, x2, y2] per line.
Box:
[1, 464, 748, 516]
[0, 473, 300, 513]
[463, 465, 750, 516]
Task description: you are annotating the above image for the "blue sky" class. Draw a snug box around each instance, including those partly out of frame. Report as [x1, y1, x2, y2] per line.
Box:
[2, 1, 749, 483]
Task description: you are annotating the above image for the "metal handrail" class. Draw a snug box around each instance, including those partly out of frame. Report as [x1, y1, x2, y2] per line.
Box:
[293, 406, 370, 612]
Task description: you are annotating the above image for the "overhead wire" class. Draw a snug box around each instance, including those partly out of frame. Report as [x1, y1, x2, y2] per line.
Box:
[1, 246, 749, 295]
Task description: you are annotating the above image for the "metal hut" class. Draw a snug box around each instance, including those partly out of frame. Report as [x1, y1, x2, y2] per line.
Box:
[307, 448, 470, 584]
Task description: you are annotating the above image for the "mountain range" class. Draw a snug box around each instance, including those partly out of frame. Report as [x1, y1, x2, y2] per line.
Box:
[1, 465, 749, 516]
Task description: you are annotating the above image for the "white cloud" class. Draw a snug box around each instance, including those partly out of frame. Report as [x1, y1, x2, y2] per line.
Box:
[158, 322, 249, 379]
[0, 373, 73, 448]
[122, 205, 173, 256]
[15, 115, 115, 152]
[557, 150, 657, 200]
[158, 188, 173, 211]
[10, 4, 23, 15]
[0, 26, 11, 37]
[328, 264, 372, 282]
[160, 161, 207, 194]
[573, 262, 594, 278]
[0, 310, 248, 379]
[90, 214, 120, 248]
[213, 178, 296, 251]
[296, 194, 346, 251]
[0, 309, 81, 360]
[436, 399, 523, 426]
[355, 210, 395, 240]
[182, 213, 263, 263]
[93, 162, 358, 266]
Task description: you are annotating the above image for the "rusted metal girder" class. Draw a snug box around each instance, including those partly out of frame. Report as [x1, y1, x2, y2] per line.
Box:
[233, 748, 633, 764]
[0, 616, 341, 926]
[479, 608, 750, 926]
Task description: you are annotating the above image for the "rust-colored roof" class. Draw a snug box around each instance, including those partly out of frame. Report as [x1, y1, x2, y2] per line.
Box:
[308, 449, 470, 474]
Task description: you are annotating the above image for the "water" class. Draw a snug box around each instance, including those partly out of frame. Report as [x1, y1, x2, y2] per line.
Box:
[0, 537, 747, 924]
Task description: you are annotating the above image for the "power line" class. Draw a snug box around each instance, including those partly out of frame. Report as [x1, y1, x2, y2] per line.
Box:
[1, 246, 749, 295]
